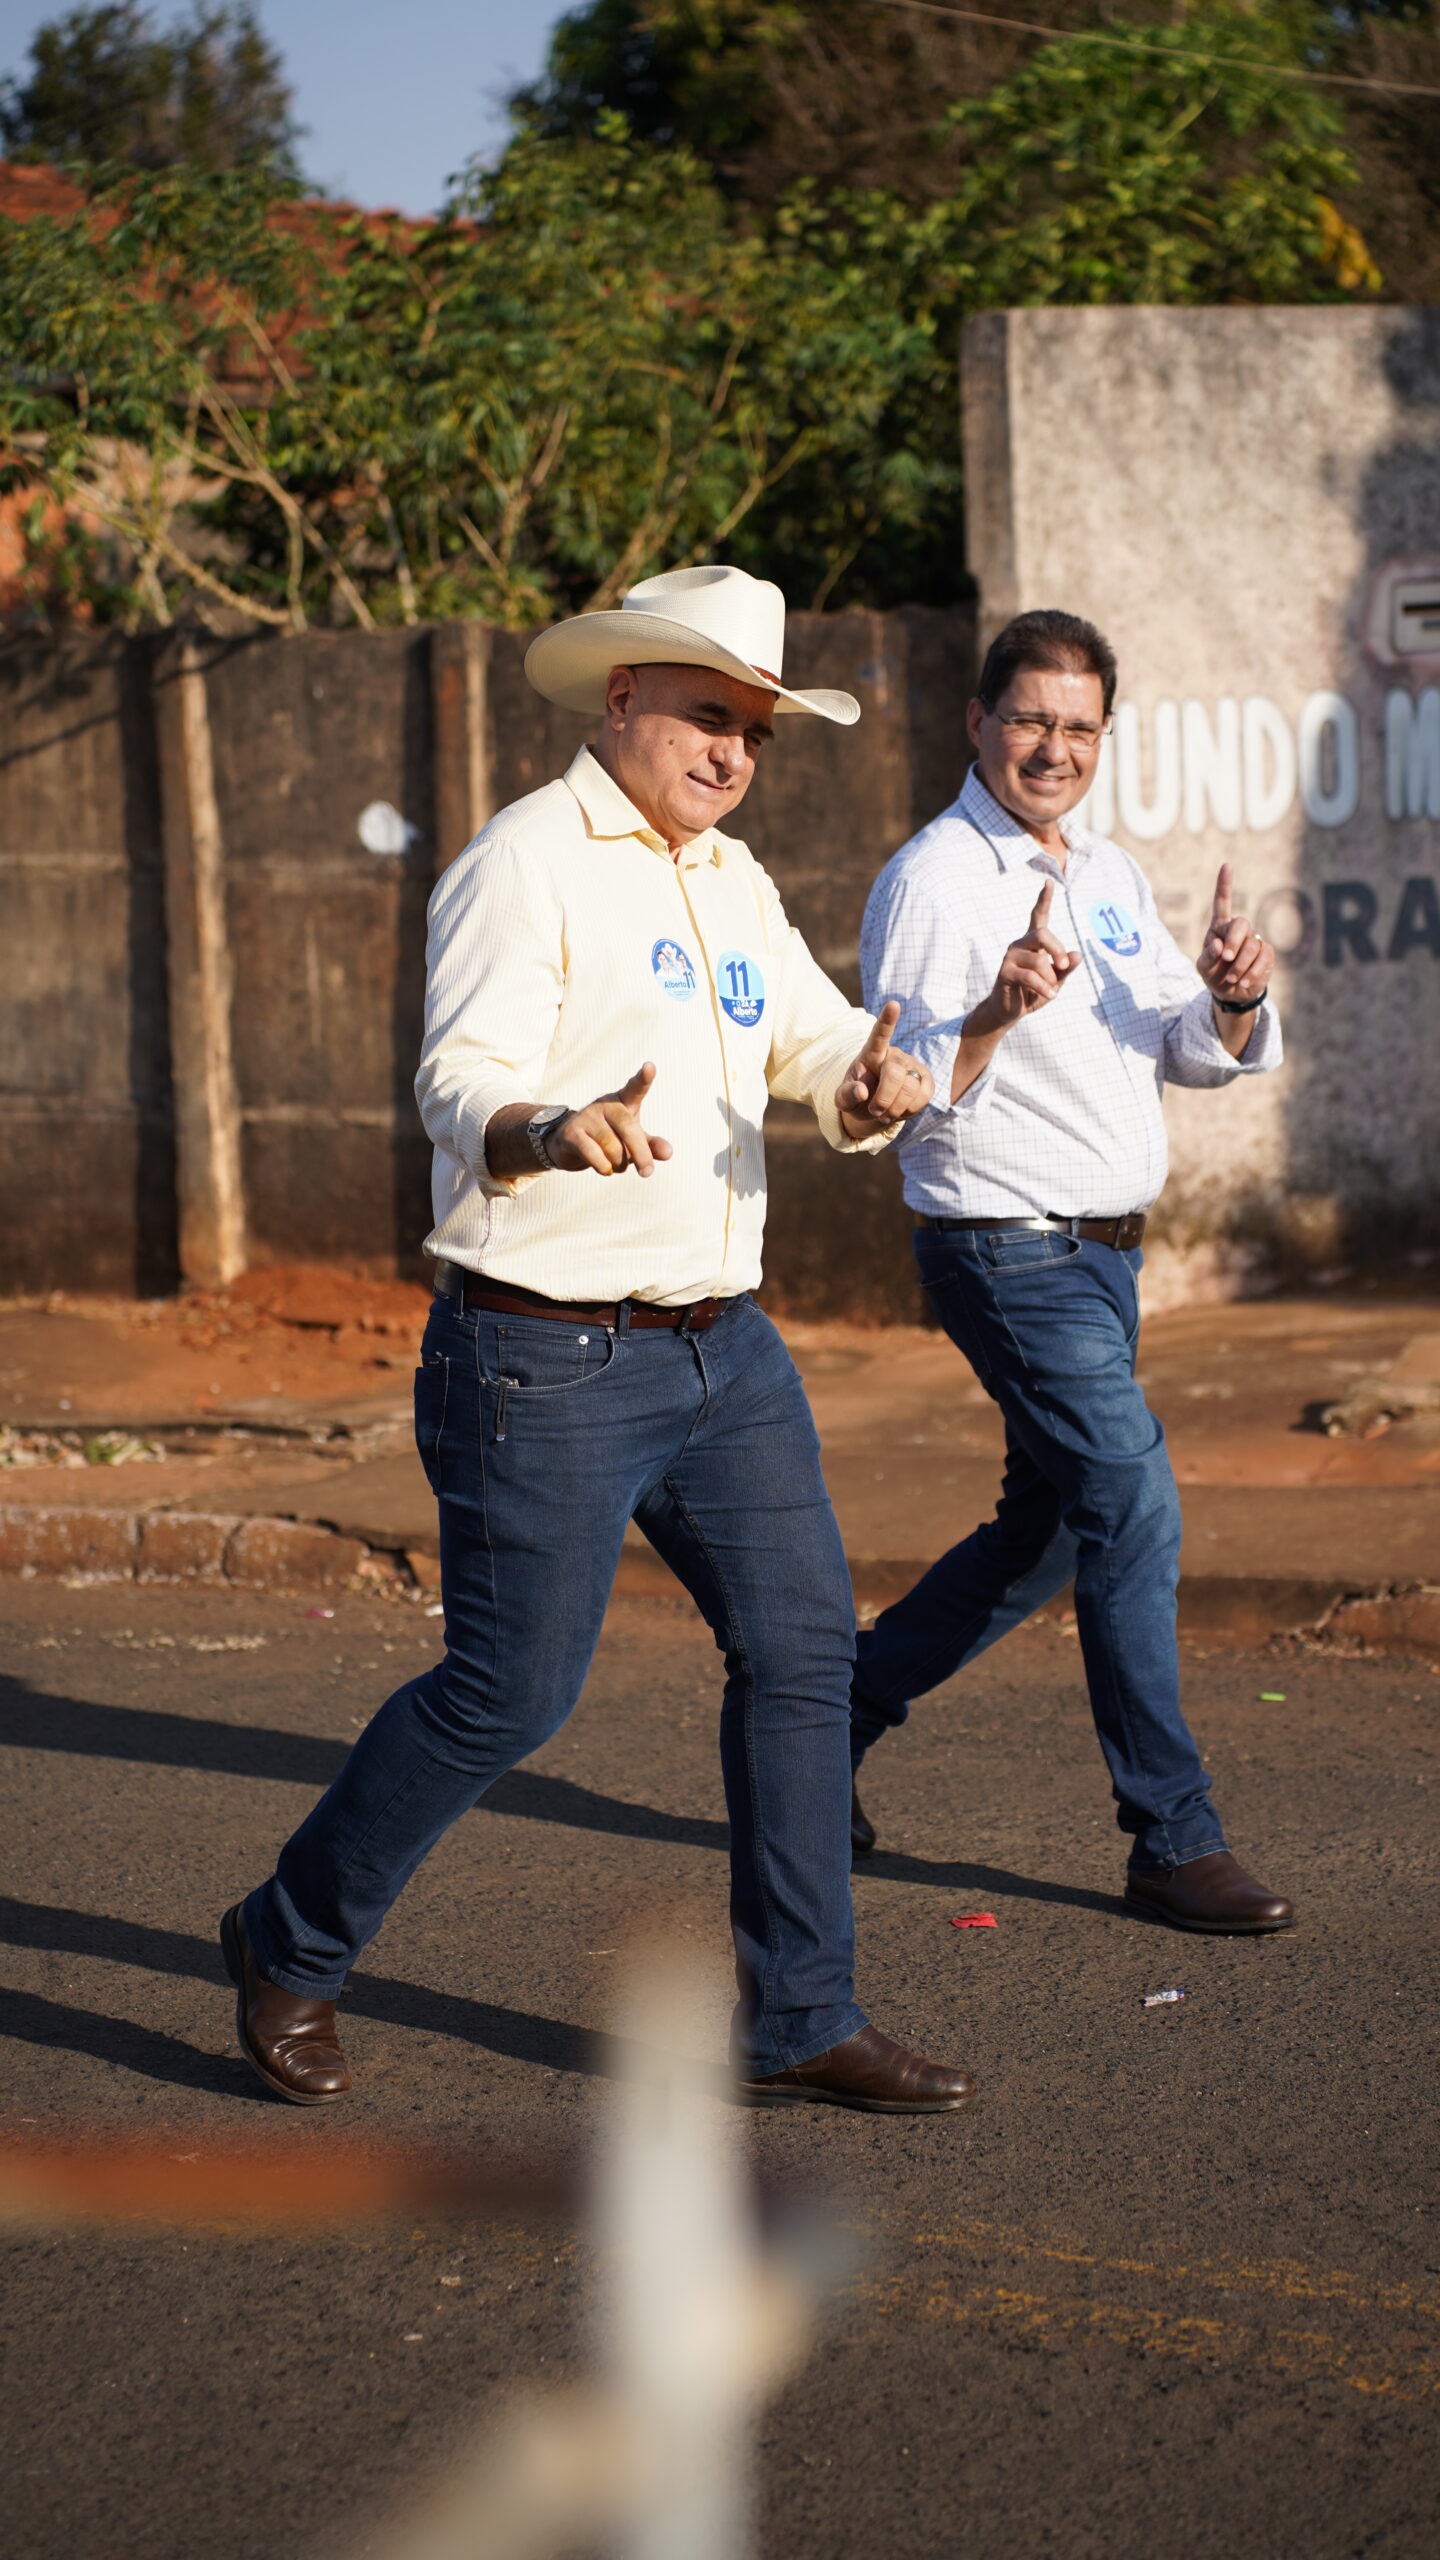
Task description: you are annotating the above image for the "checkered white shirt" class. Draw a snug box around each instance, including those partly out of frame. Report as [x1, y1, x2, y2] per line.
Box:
[860, 767, 1282, 1220]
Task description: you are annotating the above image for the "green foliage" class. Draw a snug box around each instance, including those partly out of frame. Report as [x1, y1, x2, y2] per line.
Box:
[0, 3, 301, 176]
[300, 122, 926, 626]
[723, 0, 1384, 605]
[515, 1, 800, 163]
[0, 132, 925, 628]
[936, 0, 1368, 307]
[0, 3, 1388, 628]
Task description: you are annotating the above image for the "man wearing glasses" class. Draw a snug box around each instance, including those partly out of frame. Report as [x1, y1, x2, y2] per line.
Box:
[852, 609, 1295, 1934]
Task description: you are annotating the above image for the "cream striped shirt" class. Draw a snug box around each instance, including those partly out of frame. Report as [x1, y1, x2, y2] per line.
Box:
[417, 748, 891, 1305]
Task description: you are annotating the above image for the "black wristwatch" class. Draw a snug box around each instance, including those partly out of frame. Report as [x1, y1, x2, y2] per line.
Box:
[525, 1105, 572, 1169]
[1214, 989, 1268, 1015]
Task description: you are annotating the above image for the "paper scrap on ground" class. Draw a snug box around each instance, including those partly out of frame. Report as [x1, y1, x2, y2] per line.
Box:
[951, 1913, 998, 1929]
[1260, 1691, 1287, 1702]
[1142, 1988, 1185, 2007]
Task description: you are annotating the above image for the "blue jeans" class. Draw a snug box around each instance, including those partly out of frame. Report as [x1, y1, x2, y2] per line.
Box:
[850, 1226, 1226, 1876]
[245, 1290, 864, 2076]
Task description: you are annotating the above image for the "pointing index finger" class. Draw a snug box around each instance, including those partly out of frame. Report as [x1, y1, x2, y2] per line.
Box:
[1029, 880, 1054, 933]
[860, 999, 901, 1067]
[618, 1061, 657, 1105]
[1211, 863, 1234, 928]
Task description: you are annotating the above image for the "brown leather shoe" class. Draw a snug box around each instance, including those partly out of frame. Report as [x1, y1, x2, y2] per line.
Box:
[850, 1780, 877, 1860]
[738, 2022, 976, 2114]
[220, 1903, 352, 2105]
[1126, 1851, 1295, 1935]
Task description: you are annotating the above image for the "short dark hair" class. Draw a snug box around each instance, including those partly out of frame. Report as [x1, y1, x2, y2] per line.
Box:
[976, 610, 1117, 717]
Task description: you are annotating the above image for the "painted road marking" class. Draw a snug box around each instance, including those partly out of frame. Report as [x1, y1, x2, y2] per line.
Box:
[842, 2218, 1440, 2404]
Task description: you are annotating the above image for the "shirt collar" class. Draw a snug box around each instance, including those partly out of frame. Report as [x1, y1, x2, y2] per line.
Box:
[958, 763, 1085, 874]
[563, 746, 722, 868]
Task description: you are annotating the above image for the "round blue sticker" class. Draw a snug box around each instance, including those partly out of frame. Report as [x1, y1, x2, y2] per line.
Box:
[1088, 898, 1142, 959]
[715, 948, 766, 1028]
[651, 938, 698, 1002]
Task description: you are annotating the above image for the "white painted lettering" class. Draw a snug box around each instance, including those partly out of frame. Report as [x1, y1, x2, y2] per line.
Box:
[1384, 687, 1440, 820]
[1181, 697, 1242, 834]
[1298, 691, 1360, 827]
[1082, 690, 1422, 841]
[1114, 700, 1181, 841]
[1241, 696, 1297, 832]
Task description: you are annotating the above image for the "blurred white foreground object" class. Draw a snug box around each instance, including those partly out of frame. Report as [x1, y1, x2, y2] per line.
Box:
[370, 1948, 827, 2560]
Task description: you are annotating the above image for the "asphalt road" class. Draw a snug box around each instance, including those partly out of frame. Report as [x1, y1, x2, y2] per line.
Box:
[1, 1577, 1436, 2560]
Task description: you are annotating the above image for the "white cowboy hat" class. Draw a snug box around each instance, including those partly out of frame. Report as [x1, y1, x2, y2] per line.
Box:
[523, 564, 860, 726]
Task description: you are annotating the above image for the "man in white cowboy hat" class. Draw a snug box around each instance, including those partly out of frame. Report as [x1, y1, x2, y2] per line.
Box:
[221, 565, 977, 2117]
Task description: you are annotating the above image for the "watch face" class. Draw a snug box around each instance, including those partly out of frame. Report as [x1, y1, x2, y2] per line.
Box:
[530, 1108, 567, 1165]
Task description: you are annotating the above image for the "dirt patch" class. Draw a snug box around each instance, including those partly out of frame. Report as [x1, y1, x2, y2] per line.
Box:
[204, 1265, 432, 1338]
[0, 1266, 433, 1426]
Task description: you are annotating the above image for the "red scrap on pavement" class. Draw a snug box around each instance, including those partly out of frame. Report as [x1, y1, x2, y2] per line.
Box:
[950, 1912, 998, 1929]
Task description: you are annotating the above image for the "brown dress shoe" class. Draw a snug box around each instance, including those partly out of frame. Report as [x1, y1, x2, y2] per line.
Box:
[738, 2022, 976, 2115]
[850, 1780, 877, 1860]
[220, 1904, 352, 2105]
[1125, 1850, 1295, 1935]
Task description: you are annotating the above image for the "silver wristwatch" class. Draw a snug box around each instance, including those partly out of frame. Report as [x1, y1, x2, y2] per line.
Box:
[525, 1105, 571, 1171]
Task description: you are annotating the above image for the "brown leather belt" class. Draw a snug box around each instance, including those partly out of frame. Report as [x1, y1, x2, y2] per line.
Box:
[434, 1265, 730, 1332]
[916, 1211, 1148, 1251]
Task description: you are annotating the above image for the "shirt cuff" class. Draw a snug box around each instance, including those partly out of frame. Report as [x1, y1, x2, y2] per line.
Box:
[1222, 995, 1282, 1071]
[894, 1025, 1000, 1148]
[1177, 988, 1283, 1077]
[456, 1085, 548, 1200]
[798, 1023, 903, 1153]
[826, 1106, 902, 1157]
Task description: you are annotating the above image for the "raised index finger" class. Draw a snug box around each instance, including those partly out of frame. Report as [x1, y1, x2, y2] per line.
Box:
[1029, 880, 1054, 934]
[617, 1060, 657, 1107]
[858, 999, 901, 1069]
[1210, 863, 1234, 929]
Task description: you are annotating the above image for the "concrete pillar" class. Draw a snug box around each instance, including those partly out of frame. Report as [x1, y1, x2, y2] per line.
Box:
[956, 303, 1440, 1274]
[960, 311, 1021, 657]
[431, 622, 495, 877]
[153, 636, 247, 1287]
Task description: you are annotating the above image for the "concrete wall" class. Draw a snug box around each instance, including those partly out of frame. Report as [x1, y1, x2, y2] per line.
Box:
[963, 305, 1440, 1278]
[8, 310, 1435, 1316]
[0, 638, 176, 1295]
[0, 607, 975, 1318]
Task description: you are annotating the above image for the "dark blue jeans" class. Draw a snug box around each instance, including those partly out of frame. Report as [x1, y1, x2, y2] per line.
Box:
[850, 1226, 1226, 1875]
[245, 1290, 864, 2076]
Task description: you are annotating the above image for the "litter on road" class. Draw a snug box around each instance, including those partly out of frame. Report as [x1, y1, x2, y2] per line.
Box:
[1260, 1691, 1287, 1702]
[1142, 1988, 1185, 2007]
[305, 1607, 336, 1619]
[951, 1913, 998, 1930]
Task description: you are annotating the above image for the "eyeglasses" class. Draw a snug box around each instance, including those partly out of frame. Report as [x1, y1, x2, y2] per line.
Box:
[989, 712, 1112, 749]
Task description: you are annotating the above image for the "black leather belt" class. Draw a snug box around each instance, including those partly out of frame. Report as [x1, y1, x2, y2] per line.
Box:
[916, 1211, 1148, 1251]
[432, 1262, 729, 1331]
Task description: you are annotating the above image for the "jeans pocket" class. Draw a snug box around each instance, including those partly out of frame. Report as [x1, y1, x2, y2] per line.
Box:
[414, 1352, 449, 1493]
[984, 1230, 1083, 1270]
[488, 1317, 617, 1394]
[913, 1232, 982, 1299]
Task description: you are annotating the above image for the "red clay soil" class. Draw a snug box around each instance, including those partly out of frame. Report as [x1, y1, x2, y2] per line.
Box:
[4, 1267, 1440, 1493]
[0, 1266, 434, 1425]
